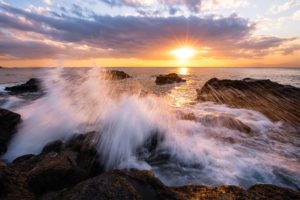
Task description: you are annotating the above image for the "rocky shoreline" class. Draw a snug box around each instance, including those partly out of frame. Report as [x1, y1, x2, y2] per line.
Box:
[1, 132, 299, 200]
[1, 76, 300, 199]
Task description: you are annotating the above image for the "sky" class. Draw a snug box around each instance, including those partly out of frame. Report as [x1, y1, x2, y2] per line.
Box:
[0, 0, 300, 67]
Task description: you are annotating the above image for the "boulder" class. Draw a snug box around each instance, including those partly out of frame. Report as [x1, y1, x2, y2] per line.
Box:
[200, 115, 252, 134]
[5, 78, 41, 93]
[41, 169, 300, 200]
[0, 108, 21, 155]
[105, 70, 131, 80]
[0, 161, 34, 200]
[173, 184, 300, 200]
[197, 78, 300, 126]
[27, 152, 88, 195]
[155, 73, 186, 85]
[41, 140, 64, 154]
[49, 170, 182, 200]
[247, 184, 300, 200]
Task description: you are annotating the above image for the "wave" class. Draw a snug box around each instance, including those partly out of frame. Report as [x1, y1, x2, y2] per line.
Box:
[2, 68, 300, 190]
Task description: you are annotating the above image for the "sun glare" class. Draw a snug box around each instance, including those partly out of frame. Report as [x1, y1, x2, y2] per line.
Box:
[171, 47, 196, 61]
[179, 67, 189, 75]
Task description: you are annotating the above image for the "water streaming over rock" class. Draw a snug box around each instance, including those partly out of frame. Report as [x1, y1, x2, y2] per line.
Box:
[1, 67, 300, 190]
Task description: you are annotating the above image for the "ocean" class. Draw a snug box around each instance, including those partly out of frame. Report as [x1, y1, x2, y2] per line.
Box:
[0, 67, 300, 190]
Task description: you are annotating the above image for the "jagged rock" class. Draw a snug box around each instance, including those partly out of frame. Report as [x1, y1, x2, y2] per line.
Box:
[173, 185, 248, 200]
[200, 115, 251, 134]
[41, 140, 64, 154]
[5, 78, 41, 93]
[48, 170, 182, 200]
[155, 73, 186, 85]
[105, 70, 131, 80]
[0, 161, 34, 200]
[197, 78, 300, 126]
[247, 184, 300, 200]
[180, 112, 251, 134]
[0, 108, 21, 155]
[27, 152, 88, 195]
[40, 169, 300, 200]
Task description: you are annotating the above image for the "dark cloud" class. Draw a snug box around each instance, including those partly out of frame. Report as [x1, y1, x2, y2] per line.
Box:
[0, 3, 298, 60]
[0, 40, 60, 59]
[99, 0, 202, 14]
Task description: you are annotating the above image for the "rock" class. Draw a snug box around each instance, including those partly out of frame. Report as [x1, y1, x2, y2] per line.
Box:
[200, 115, 252, 134]
[105, 70, 131, 80]
[197, 78, 300, 126]
[0, 161, 35, 200]
[51, 170, 182, 200]
[247, 184, 300, 200]
[40, 169, 300, 200]
[27, 152, 88, 195]
[0, 108, 21, 155]
[155, 73, 186, 85]
[5, 78, 41, 93]
[41, 140, 64, 154]
[173, 185, 248, 200]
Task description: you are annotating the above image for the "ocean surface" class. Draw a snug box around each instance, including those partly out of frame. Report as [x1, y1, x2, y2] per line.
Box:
[0, 67, 300, 190]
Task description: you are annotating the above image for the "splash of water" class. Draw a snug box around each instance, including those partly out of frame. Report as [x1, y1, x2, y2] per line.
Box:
[2, 67, 300, 190]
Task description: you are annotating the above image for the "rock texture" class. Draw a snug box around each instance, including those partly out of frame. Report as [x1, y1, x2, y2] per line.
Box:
[155, 73, 186, 85]
[197, 78, 300, 126]
[105, 70, 131, 80]
[0, 108, 21, 155]
[5, 78, 41, 93]
[0, 133, 299, 200]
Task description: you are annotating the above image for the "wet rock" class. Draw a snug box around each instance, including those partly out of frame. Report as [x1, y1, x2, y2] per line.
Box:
[41, 140, 64, 154]
[0, 108, 21, 155]
[200, 115, 252, 134]
[105, 70, 131, 80]
[27, 152, 88, 195]
[0, 161, 34, 200]
[197, 78, 300, 126]
[173, 185, 248, 200]
[51, 170, 182, 200]
[247, 184, 300, 200]
[155, 73, 186, 85]
[5, 78, 41, 93]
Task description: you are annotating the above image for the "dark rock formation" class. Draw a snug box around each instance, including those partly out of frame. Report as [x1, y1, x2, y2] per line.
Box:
[45, 170, 183, 200]
[197, 78, 300, 126]
[0, 108, 21, 155]
[200, 115, 252, 134]
[27, 152, 88, 195]
[39, 170, 300, 200]
[155, 73, 186, 85]
[0, 161, 35, 200]
[105, 70, 131, 80]
[1, 131, 299, 199]
[173, 184, 300, 200]
[5, 78, 41, 93]
[41, 140, 64, 154]
[180, 112, 251, 134]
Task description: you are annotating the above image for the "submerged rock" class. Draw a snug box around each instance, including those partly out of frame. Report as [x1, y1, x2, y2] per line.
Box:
[155, 73, 186, 85]
[197, 78, 300, 126]
[0, 108, 21, 155]
[105, 70, 131, 80]
[5, 78, 41, 93]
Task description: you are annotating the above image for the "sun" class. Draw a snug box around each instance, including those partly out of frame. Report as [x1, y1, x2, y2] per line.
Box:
[171, 47, 196, 61]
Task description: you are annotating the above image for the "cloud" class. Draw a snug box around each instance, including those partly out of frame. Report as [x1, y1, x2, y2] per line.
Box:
[99, 0, 250, 14]
[271, 0, 300, 14]
[43, 0, 52, 6]
[0, 2, 298, 60]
